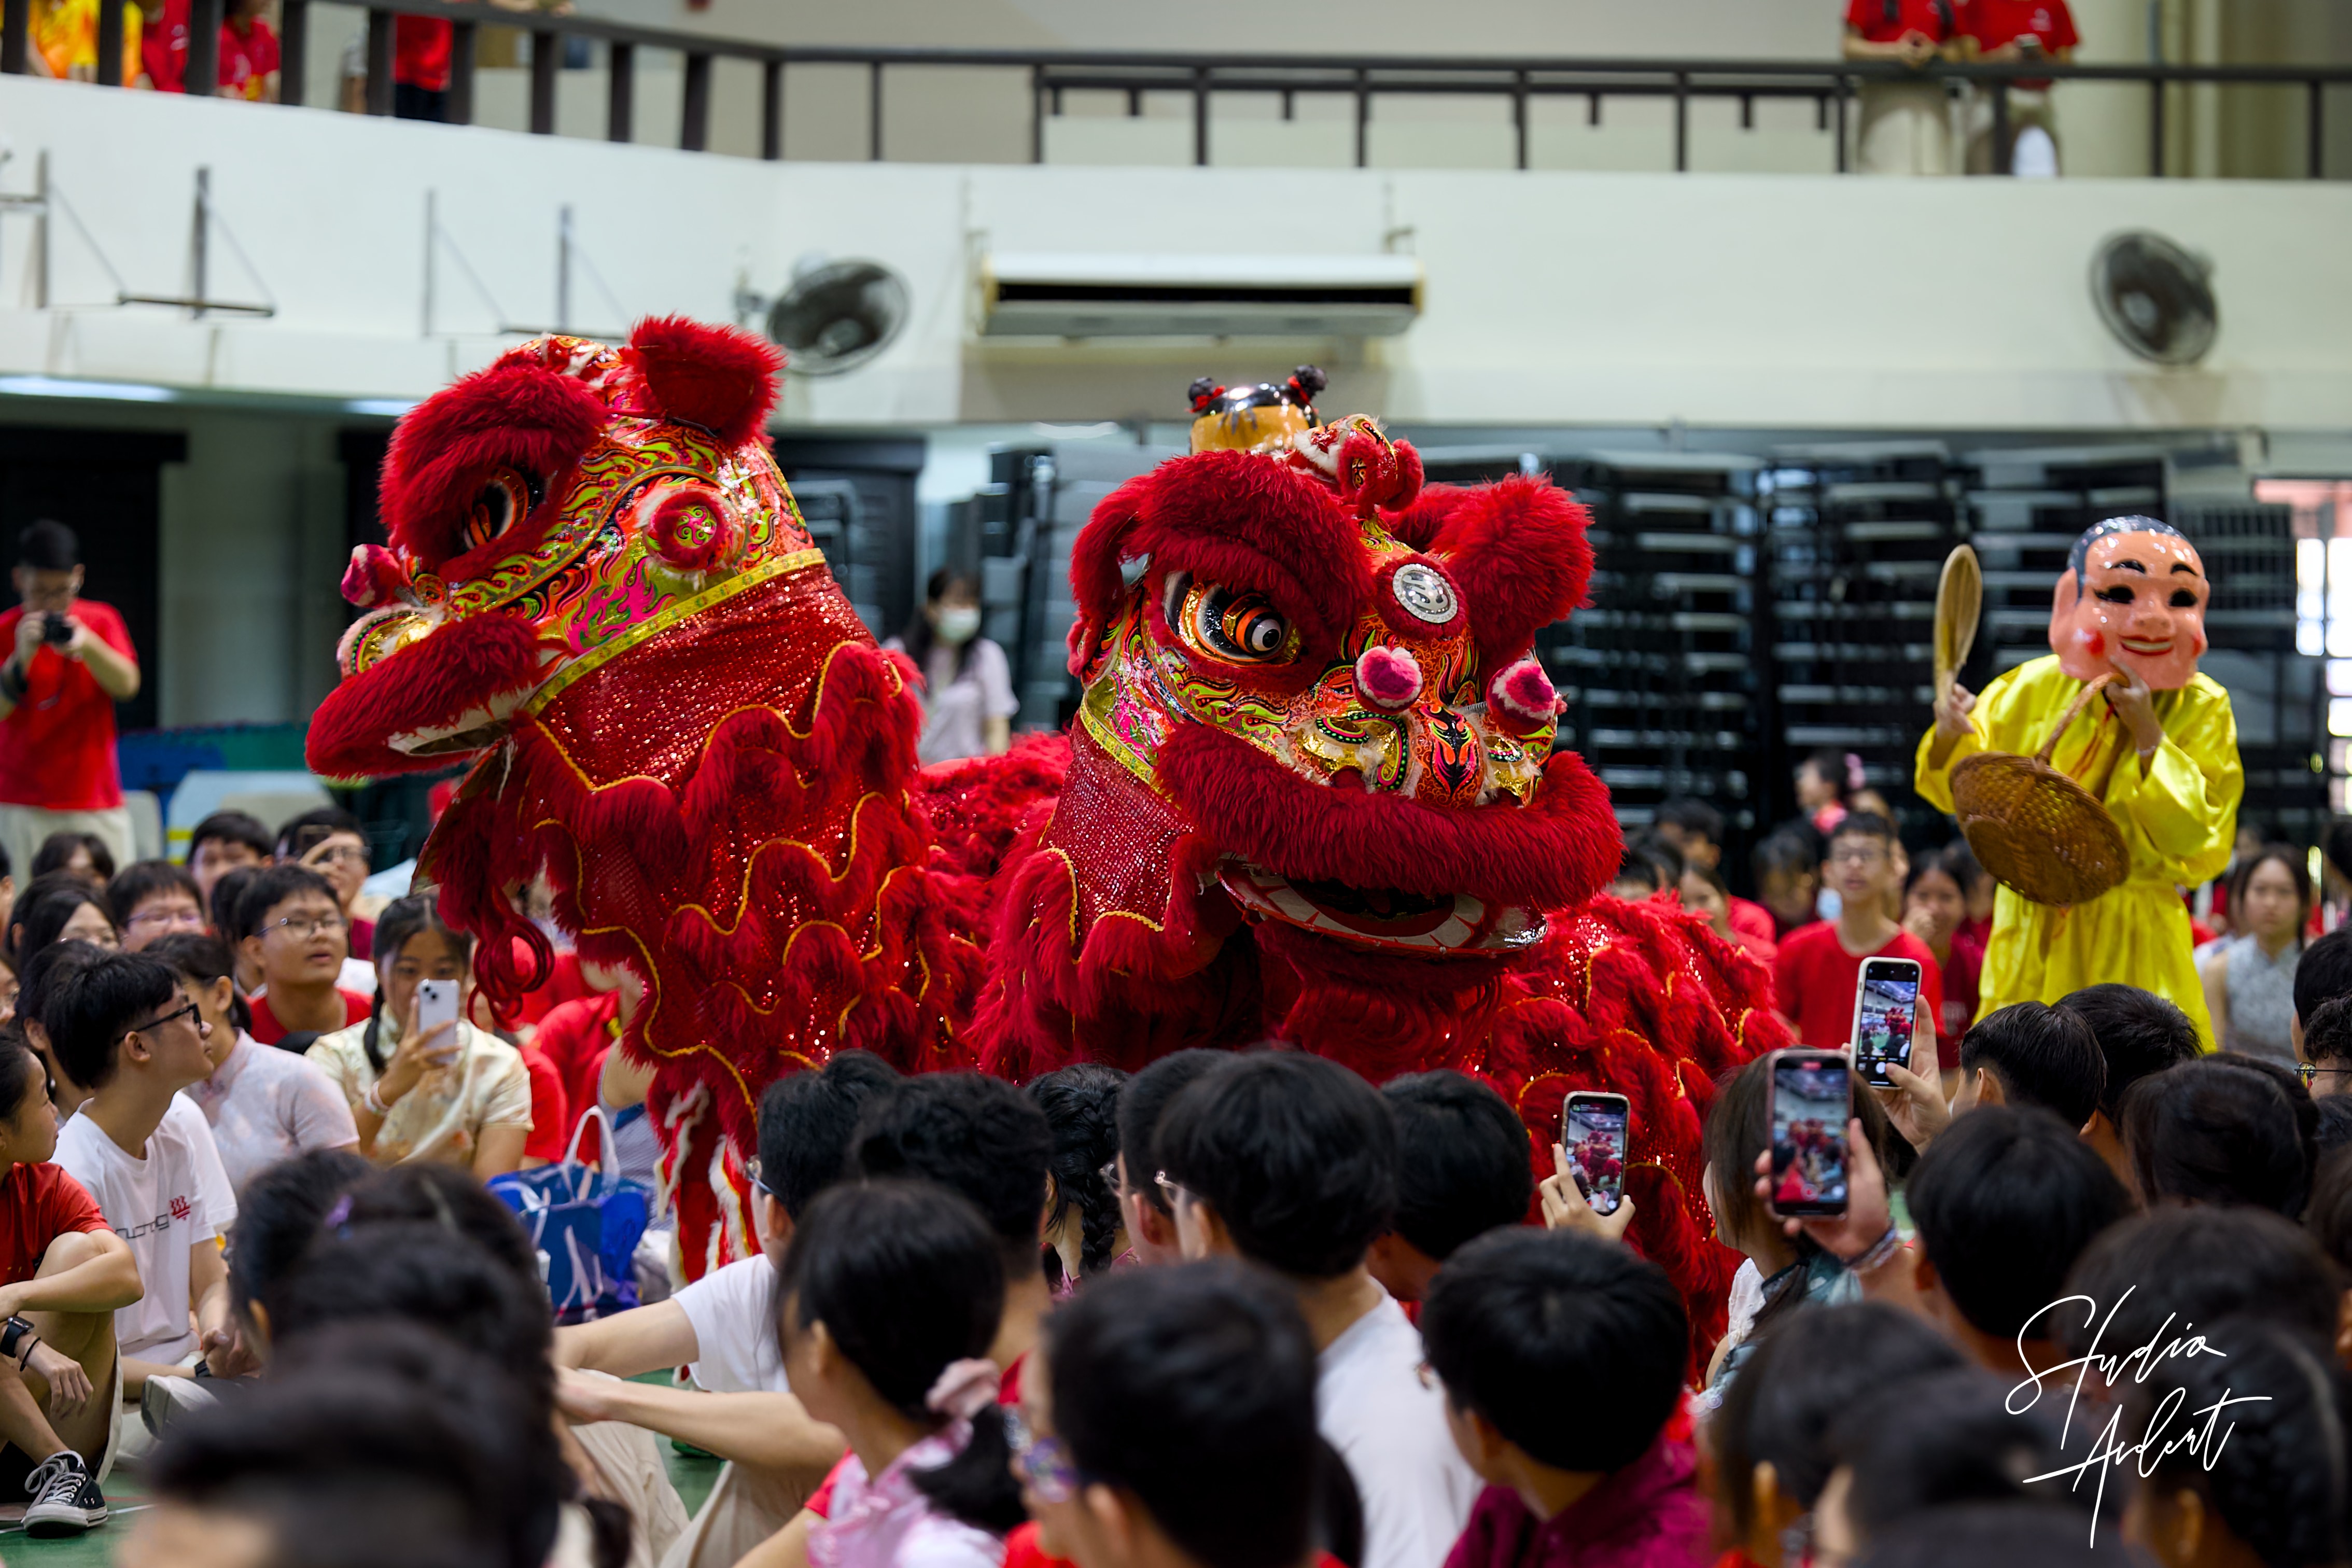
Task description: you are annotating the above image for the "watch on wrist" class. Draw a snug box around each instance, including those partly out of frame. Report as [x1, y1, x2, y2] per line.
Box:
[1, 1315, 36, 1364]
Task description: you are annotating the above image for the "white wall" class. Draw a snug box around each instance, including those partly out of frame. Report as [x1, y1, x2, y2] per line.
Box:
[2, 74, 2349, 439]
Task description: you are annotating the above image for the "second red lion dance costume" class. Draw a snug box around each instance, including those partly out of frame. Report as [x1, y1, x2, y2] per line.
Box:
[307, 321, 1784, 1350]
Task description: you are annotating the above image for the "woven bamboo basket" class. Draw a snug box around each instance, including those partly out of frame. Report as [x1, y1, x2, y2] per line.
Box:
[1948, 675, 2132, 909]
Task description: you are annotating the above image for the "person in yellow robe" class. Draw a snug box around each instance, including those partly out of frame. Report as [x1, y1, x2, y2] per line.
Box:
[1915, 517, 2241, 1046]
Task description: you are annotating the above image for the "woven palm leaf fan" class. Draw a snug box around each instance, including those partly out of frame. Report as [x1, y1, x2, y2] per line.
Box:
[1934, 545, 1981, 695]
[1949, 674, 2131, 908]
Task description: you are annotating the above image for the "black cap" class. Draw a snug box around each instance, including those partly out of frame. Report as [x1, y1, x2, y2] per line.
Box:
[17, 521, 77, 572]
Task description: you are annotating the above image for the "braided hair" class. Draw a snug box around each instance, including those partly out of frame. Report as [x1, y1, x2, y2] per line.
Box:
[360, 895, 474, 1075]
[1028, 1062, 1129, 1280]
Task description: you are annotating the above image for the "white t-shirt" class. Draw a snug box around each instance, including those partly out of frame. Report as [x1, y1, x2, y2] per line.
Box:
[184, 1032, 361, 1192]
[1317, 1294, 1480, 1568]
[672, 1254, 787, 1395]
[53, 1095, 240, 1362]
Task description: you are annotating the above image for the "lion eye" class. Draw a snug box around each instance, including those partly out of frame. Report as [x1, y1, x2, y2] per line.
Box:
[1172, 577, 1296, 665]
[460, 471, 535, 555]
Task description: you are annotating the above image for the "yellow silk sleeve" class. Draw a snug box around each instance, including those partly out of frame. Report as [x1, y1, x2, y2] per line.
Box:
[2102, 677, 2243, 889]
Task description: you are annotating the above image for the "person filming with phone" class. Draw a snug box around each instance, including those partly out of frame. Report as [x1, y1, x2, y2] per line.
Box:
[0, 523, 140, 890]
[305, 894, 532, 1179]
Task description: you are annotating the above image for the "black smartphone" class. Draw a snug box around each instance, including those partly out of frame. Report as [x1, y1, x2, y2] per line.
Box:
[40, 613, 74, 646]
[1849, 956, 1922, 1089]
[1561, 1091, 1631, 1216]
[1768, 1049, 1852, 1218]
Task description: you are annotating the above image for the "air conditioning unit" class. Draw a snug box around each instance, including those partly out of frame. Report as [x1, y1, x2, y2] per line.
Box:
[977, 253, 1422, 340]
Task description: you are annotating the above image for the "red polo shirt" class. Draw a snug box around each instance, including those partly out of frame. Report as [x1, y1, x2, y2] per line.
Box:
[0, 601, 133, 812]
[1845, 0, 1963, 44]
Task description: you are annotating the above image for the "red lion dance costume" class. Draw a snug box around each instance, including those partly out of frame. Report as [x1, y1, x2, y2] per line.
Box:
[307, 320, 1784, 1354]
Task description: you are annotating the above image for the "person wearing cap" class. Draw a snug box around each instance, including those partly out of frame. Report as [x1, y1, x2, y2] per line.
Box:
[0, 522, 140, 886]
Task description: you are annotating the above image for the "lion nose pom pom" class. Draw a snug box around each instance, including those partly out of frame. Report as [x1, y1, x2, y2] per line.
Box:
[1488, 656, 1562, 734]
[1356, 645, 1424, 711]
[342, 543, 415, 610]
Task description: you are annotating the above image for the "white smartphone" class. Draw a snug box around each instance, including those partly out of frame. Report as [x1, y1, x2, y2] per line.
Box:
[413, 979, 460, 1058]
[1849, 956, 1923, 1090]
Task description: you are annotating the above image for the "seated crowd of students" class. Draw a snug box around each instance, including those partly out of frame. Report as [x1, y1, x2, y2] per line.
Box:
[0, 810, 2339, 1568]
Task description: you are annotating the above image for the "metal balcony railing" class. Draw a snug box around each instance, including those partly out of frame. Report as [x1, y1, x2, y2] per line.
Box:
[11, 0, 2352, 178]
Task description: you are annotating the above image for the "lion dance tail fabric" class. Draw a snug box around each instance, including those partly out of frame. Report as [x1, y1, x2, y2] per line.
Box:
[305, 328, 1780, 1354]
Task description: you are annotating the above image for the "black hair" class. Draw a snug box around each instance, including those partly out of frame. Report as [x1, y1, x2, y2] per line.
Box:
[341, 1163, 543, 1290]
[1905, 1105, 2131, 1340]
[0, 1024, 43, 1126]
[849, 1071, 1053, 1273]
[2120, 1056, 2313, 1215]
[1612, 851, 1660, 894]
[2306, 996, 2352, 1070]
[2124, 1317, 2352, 1568]
[1901, 843, 1969, 900]
[1654, 797, 1724, 848]
[1117, 1048, 1229, 1215]
[150, 1348, 552, 1568]
[1380, 1069, 1532, 1263]
[44, 948, 176, 1093]
[780, 1180, 1021, 1534]
[2226, 842, 2314, 945]
[274, 806, 369, 863]
[1701, 1056, 1899, 1338]
[1623, 830, 1683, 889]
[17, 937, 101, 1042]
[1422, 1229, 1685, 1472]
[1852, 1502, 2138, 1568]
[1046, 1261, 1320, 1568]
[2295, 927, 2352, 1027]
[1753, 831, 1820, 879]
[189, 808, 273, 863]
[1156, 1051, 1397, 1280]
[1684, 860, 1730, 899]
[104, 858, 202, 932]
[2057, 1207, 2341, 1361]
[211, 864, 262, 942]
[897, 567, 984, 681]
[358, 893, 474, 1074]
[1027, 1062, 1128, 1280]
[30, 831, 113, 884]
[1801, 748, 1860, 804]
[1827, 1369, 2096, 1544]
[225, 1147, 374, 1334]
[755, 1050, 901, 1220]
[2308, 1147, 2352, 1273]
[2065, 514, 2191, 590]
[2317, 1094, 2352, 1160]
[1958, 1001, 2107, 1129]
[1824, 810, 1896, 851]
[145, 930, 254, 1037]
[1714, 1303, 1968, 1540]
[2327, 818, 2352, 884]
[274, 1221, 556, 1418]
[2053, 983, 2200, 1122]
[15, 519, 76, 571]
[6, 872, 114, 968]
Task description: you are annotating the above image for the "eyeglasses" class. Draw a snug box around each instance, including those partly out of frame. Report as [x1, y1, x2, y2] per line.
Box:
[745, 1156, 775, 1200]
[264, 913, 347, 940]
[1825, 846, 1887, 867]
[303, 845, 371, 867]
[126, 906, 206, 932]
[1097, 1156, 1122, 1194]
[1007, 1412, 1085, 1505]
[2299, 1062, 2329, 1087]
[129, 1001, 202, 1037]
[1153, 1170, 1198, 1211]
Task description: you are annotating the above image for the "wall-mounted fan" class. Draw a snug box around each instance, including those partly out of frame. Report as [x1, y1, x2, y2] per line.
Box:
[2090, 230, 2217, 367]
[757, 258, 911, 377]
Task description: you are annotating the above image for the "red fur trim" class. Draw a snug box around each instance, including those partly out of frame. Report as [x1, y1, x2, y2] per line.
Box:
[1155, 722, 1621, 911]
[1429, 478, 1596, 665]
[626, 316, 782, 447]
[306, 614, 548, 779]
[380, 365, 609, 566]
[1079, 451, 1374, 654]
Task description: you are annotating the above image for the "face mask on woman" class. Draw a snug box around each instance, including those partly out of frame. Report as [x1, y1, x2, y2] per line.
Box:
[935, 606, 982, 646]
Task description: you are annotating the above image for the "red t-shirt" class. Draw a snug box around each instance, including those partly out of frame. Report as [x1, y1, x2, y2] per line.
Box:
[518, 1041, 570, 1164]
[0, 600, 133, 811]
[511, 949, 595, 1030]
[394, 14, 452, 91]
[218, 16, 277, 99]
[348, 917, 375, 962]
[533, 992, 620, 1129]
[1772, 923, 1944, 1051]
[0, 1161, 107, 1287]
[1934, 933, 1984, 1070]
[249, 988, 373, 1046]
[1845, 0, 1964, 44]
[141, 0, 279, 95]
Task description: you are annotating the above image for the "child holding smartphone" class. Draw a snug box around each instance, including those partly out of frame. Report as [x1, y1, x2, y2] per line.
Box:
[305, 895, 533, 1179]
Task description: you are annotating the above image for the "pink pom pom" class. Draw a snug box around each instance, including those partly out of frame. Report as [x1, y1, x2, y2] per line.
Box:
[1488, 657, 1561, 732]
[341, 543, 414, 610]
[1355, 645, 1424, 711]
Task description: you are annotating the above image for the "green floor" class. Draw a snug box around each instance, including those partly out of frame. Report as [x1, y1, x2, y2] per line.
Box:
[5, 1374, 724, 1568]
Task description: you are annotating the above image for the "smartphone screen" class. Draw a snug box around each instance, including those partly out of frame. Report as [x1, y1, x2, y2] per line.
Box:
[1562, 1093, 1630, 1216]
[413, 979, 460, 1054]
[1769, 1052, 1852, 1217]
[1850, 958, 1922, 1089]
